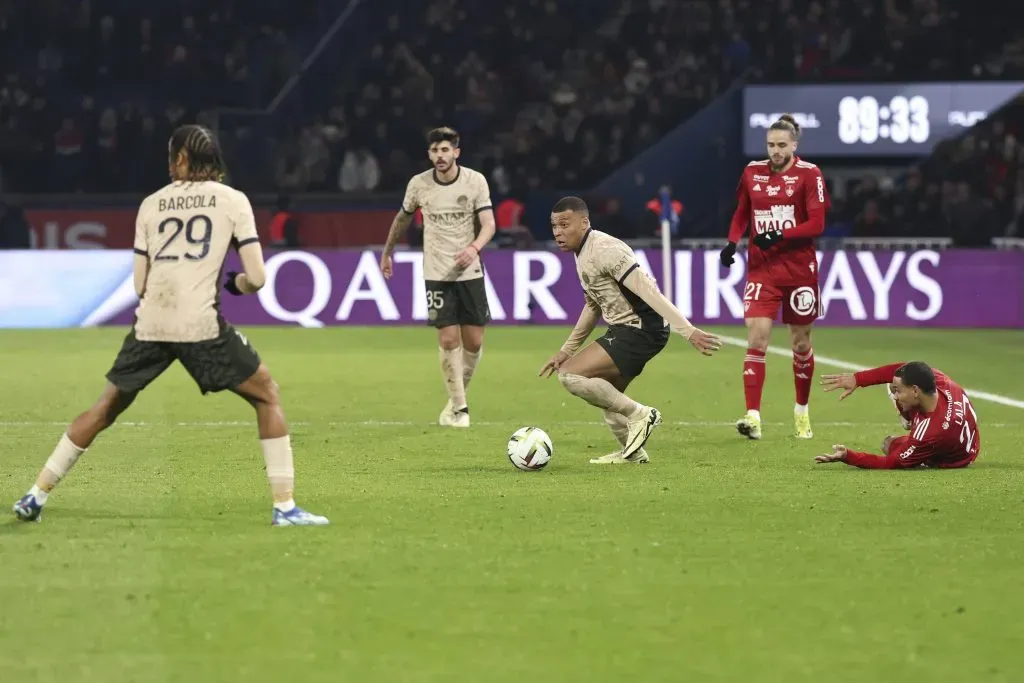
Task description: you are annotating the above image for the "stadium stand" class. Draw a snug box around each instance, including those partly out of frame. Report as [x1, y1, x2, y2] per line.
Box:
[838, 96, 1024, 247]
[3, 0, 1021, 246]
[0, 0, 322, 193]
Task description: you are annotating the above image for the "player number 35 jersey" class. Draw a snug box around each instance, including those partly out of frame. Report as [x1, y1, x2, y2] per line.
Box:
[402, 167, 492, 283]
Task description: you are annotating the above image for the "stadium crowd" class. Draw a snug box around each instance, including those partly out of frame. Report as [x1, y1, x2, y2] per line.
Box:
[1, 0, 1022, 246]
[833, 97, 1024, 245]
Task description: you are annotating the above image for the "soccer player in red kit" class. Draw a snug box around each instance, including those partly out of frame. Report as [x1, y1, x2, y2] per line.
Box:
[816, 361, 980, 469]
[720, 114, 830, 441]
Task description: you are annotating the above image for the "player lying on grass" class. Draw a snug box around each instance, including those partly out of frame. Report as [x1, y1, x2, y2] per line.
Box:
[539, 196, 721, 464]
[12, 125, 328, 526]
[816, 361, 980, 469]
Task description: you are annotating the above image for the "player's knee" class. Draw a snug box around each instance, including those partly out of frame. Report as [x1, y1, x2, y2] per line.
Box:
[460, 327, 484, 352]
[437, 327, 461, 350]
[747, 332, 770, 352]
[241, 365, 281, 406]
[558, 371, 586, 395]
[792, 338, 812, 355]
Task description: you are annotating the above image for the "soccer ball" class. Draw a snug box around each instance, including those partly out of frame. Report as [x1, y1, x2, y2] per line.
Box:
[507, 427, 553, 471]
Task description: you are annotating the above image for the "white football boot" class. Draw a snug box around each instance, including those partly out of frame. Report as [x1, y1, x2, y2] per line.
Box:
[439, 401, 470, 428]
[589, 448, 650, 464]
[622, 406, 662, 459]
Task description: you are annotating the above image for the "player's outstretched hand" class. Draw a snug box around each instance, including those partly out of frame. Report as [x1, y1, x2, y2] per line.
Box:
[719, 241, 737, 267]
[454, 245, 479, 269]
[686, 328, 722, 356]
[752, 229, 784, 250]
[539, 351, 570, 378]
[815, 444, 848, 464]
[223, 271, 244, 296]
[821, 373, 858, 400]
[379, 252, 394, 279]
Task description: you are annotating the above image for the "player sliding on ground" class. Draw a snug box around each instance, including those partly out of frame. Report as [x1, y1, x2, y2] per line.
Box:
[721, 114, 831, 441]
[816, 361, 980, 469]
[12, 125, 328, 526]
[379, 127, 496, 428]
[540, 196, 721, 464]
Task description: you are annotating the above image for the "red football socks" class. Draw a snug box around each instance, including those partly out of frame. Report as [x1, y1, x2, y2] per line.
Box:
[743, 348, 766, 411]
[793, 347, 815, 406]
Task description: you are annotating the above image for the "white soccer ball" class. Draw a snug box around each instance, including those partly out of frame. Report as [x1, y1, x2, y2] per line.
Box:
[507, 427, 553, 471]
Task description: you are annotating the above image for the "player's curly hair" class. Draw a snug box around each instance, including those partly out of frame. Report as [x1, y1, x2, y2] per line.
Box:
[770, 114, 801, 139]
[169, 124, 228, 182]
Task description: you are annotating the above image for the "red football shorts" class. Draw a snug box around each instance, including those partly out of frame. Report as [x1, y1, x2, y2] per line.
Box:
[742, 277, 822, 325]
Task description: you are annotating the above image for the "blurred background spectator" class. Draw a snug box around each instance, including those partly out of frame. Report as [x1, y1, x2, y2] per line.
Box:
[1, 0, 1023, 247]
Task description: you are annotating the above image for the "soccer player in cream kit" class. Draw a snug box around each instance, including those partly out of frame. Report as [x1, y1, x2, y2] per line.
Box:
[379, 127, 496, 428]
[721, 114, 831, 441]
[540, 197, 721, 464]
[12, 125, 328, 526]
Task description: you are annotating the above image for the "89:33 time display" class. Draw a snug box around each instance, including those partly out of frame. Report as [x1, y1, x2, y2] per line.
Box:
[838, 95, 931, 145]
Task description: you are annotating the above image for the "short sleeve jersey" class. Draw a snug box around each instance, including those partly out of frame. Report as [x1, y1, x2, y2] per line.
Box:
[574, 229, 663, 329]
[401, 166, 492, 282]
[133, 181, 259, 342]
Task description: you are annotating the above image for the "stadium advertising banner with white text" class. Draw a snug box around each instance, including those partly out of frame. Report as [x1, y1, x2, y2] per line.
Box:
[743, 82, 1024, 157]
[1, 250, 1021, 329]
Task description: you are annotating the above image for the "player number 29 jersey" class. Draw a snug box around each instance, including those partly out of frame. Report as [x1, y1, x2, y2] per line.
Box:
[733, 157, 830, 285]
[133, 181, 259, 343]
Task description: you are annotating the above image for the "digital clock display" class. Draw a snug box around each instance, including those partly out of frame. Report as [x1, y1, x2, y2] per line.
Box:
[742, 83, 1024, 157]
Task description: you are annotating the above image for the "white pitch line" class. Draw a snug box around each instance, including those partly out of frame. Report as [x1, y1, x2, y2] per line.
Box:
[718, 335, 1024, 410]
[0, 420, 1013, 428]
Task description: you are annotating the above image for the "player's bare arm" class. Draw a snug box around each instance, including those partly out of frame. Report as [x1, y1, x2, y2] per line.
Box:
[540, 297, 600, 378]
[456, 207, 495, 269]
[380, 210, 415, 279]
[619, 268, 722, 356]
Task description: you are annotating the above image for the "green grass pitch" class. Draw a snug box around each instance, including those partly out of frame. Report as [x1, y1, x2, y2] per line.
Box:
[1, 326, 1023, 683]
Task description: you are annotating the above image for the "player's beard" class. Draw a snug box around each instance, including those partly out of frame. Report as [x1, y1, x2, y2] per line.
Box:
[770, 155, 791, 172]
[770, 154, 792, 173]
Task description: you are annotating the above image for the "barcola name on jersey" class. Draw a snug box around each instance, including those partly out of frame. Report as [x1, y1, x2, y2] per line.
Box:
[158, 195, 218, 212]
[753, 205, 796, 234]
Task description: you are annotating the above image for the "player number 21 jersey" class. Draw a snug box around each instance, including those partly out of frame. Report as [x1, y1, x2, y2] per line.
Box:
[733, 157, 830, 284]
[133, 181, 260, 343]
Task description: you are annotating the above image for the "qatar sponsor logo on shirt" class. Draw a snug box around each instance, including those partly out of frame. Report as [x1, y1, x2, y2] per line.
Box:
[753, 205, 796, 233]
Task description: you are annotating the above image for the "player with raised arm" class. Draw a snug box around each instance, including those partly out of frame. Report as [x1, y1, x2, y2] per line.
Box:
[12, 125, 328, 527]
[720, 114, 831, 441]
[379, 127, 496, 428]
[816, 361, 980, 469]
[539, 197, 721, 464]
